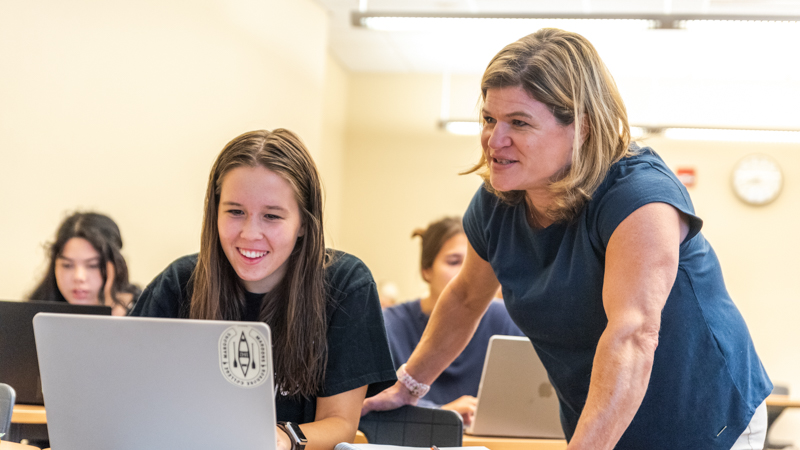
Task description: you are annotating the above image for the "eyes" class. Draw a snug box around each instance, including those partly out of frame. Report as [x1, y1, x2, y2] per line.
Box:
[224, 209, 283, 221]
[57, 261, 100, 270]
[482, 115, 530, 128]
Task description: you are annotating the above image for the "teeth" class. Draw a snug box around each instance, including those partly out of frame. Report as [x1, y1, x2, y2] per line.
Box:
[239, 249, 267, 259]
[494, 158, 514, 164]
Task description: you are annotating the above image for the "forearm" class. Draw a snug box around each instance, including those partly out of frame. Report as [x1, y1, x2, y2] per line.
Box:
[405, 280, 493, 384]
[566, 325, 658, 450]
[295, 415, 359, 450]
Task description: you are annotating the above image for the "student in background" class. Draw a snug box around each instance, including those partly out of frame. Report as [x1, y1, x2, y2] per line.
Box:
[28, 211, 140, 316]
[382, 216, 522, 425]
[130, 129, 396, 450]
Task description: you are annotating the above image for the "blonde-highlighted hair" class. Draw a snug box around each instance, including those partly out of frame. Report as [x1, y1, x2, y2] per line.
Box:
[466, 28, 634, 223]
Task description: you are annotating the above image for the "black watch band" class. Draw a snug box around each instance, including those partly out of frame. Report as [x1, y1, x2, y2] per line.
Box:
[277, 421, 307, 450]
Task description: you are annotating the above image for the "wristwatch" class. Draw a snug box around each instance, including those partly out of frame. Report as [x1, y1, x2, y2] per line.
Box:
[277, 421, 307, 450]
[396, 363, 430, 398]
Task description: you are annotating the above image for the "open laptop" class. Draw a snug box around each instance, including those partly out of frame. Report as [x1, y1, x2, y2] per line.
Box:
[33, 314, 277, 449]
[466, 335, 565, 439]
[0, 300, 111, 405]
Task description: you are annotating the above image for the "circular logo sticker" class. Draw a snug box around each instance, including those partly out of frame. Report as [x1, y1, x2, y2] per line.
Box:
[219, 325, 270, 388]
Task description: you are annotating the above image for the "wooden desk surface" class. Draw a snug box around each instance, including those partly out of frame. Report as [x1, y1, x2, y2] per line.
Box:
[0, 441, 40, 450]
[462, 434, 567, 450]
[10, 405, 47, 424]
[766, 394, 800, 408]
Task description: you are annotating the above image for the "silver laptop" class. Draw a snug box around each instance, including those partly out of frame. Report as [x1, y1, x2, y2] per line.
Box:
[33, 313, 277, 449]
[466, 335, 564, 439]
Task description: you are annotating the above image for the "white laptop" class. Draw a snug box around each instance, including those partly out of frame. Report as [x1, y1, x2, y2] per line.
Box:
[33, 313, 277, 450]
[466, 335, 565, 439]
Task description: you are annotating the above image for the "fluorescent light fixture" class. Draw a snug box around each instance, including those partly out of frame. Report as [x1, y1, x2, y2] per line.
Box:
[441, 120, 482, 135]
[663, 128, 800, 143]
[440, 121, 800, 143]
[353, 12, 800, 31]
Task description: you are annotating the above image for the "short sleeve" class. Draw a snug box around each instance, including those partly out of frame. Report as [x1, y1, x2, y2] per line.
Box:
[322, 253, 397, 398]
[590, 155, 704, 248]
[463, 185, 492, 261]
[128, 255, 195, 318]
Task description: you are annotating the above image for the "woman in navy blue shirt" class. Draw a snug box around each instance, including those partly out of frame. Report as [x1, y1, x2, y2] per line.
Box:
[364, 28, 771, 450]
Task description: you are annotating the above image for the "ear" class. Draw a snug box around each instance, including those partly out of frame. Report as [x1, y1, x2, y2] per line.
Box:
[421, 267, 431, 283]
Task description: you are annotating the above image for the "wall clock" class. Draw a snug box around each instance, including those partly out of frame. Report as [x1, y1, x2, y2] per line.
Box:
[731, 154, 783, 206]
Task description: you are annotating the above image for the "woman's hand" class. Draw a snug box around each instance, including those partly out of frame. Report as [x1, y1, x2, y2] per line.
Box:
[361, 382, 418, 416]
[276, 425, 292, 450]
[103, 260, 132, 316]
[103, 260, 116, 306]
[442, 395, 477, 425]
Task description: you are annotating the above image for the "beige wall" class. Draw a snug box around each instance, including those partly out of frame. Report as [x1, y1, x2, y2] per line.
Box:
[0, 0, 342, 297]
[340, 73, 800, 443]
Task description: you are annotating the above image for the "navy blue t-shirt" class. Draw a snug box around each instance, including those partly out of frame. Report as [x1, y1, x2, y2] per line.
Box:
[383, 299, 523, 406]
[463, 146, 771, 449]
[130, 250, 397, 424]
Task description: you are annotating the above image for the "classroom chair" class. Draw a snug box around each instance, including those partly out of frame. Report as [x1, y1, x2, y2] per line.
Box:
[1, 383, 16, 439]
[357, 405, 463, 447]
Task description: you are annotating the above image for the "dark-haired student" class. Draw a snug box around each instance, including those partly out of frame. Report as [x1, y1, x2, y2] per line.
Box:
[130, 129, 396, 450]
[29, 211, 140, 316]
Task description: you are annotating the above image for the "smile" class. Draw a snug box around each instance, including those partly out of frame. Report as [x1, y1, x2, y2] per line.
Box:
[493, 157, 517, 165]
[238, 248, 268, 259]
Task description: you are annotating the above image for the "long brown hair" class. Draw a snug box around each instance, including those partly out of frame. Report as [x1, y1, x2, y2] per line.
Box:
[190, 129, 327, 398]
[465, 28, 634, 224]
[28, 211, 139, 307]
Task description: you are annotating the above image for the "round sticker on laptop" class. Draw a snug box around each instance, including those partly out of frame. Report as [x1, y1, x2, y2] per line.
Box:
[219, 325, 269, 388]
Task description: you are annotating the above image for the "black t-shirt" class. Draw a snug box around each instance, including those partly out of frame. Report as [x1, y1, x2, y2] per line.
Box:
[129, 250, 397, 423]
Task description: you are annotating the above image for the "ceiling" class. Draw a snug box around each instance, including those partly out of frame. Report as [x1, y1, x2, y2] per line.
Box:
[315, 0, 800, 74]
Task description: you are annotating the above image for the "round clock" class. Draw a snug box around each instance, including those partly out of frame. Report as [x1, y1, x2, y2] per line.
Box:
[731, 154, 783, 206]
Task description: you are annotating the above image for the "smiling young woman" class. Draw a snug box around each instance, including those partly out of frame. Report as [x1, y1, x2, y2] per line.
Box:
[130, 129, 395, 450]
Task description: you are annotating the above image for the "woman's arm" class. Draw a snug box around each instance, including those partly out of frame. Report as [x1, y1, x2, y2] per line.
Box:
[362, 242, 500, 413]
[566, 202, 689, 450]
[276, 385, 368, 450]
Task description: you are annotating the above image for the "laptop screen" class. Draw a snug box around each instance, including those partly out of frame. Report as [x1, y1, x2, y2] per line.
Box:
[33, 314, 278, 450]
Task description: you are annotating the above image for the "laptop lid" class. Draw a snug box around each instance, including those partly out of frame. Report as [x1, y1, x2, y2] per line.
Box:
[33, 314, 277, 450]
[466, 335, 564, 439]
[0, 300, 111, 405]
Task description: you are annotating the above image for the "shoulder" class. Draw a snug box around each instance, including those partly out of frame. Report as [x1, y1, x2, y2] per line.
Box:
[324, 249, 376, 299]
[586, 146, 702, 245]
[600, 146, 687, 199]
[465, 185, 520, 260]
[129, 254, 197, 317]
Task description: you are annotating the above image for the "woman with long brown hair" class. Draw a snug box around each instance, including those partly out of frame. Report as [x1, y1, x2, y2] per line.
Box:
[131, 129, 395, 450]
[29, 211, 140, 316]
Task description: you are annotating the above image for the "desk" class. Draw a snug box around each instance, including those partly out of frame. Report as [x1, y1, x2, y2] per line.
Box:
[462, 435, 566, 450]
[766, 394, 800, 408]
[0, 442, 40, 449]
[10, 405, 47, 425]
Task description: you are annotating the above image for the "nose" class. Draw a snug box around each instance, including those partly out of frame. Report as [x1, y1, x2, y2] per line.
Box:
[241, 215, 263, 240]
[486, 122, 511, 150]
[74, 264, 87, 282]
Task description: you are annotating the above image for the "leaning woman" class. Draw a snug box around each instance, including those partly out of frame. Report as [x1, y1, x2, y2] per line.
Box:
[363, 29, 771, 450]
[131, 129, 396, 450]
